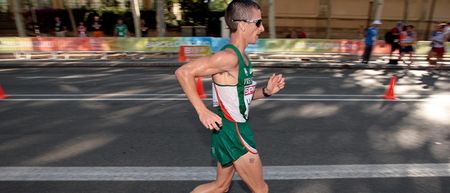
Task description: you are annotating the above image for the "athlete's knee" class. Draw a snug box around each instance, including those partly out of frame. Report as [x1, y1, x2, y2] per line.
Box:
[216, 181, 232, 192]
[190, 181, 231, 193]
[253, 182, 269, 193]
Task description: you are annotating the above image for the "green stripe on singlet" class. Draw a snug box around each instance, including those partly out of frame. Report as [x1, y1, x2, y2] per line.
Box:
[220, 44, 253, 120]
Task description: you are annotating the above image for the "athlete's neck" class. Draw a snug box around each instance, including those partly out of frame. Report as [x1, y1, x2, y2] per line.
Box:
[230, 33, 248, 54]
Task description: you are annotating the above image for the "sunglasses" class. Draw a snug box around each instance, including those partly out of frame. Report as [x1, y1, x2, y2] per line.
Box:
[232, 19, 263, 28]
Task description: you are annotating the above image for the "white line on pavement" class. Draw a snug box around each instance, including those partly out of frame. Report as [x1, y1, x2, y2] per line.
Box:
[0, 163, 449, 181]
[275, 94, 450, 97]
[3, 98, 190, 101]
[1, 98, 436, 102]
[3, 93, 447, 102]
[8, 94, 188, 97]
[7, 94, 448, 97]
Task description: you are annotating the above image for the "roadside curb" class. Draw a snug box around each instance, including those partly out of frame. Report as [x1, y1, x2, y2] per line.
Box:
[0, 60, 448, 70]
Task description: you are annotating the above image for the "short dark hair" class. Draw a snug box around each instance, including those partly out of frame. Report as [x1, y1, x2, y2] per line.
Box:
[225, 0, 261, 33]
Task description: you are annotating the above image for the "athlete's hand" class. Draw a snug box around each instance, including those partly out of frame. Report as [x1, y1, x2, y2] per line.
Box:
[266, 73, 285, 95]
[198, 109, 222, 131]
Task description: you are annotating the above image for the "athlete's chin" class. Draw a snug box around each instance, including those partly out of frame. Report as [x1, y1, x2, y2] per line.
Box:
[249, 37, 259, 44]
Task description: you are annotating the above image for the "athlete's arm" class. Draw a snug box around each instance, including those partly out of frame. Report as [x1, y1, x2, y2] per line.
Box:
[175, 50, 238, 130]
[253, 74, 285, 100]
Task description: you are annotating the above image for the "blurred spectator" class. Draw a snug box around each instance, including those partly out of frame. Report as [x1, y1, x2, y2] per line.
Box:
[33, 24, 41, 37]
[427, 23, 448, 68]
[361, 20, 381, 64]
[399, 25, 417, 67]
[445, 22, 450, 40]
[114, 18, 128, 37]
[90, 16, 104, 37]
[286, 29, 298, 38]
[385, 21, 403, 61]
[358, 25, 365, 39]
[285, 28, 306, 39]
[141, 19, 149, 37]
[297, 28, 307, 38]
[77, 22, 87, 37]
[54, 16, 66, 37]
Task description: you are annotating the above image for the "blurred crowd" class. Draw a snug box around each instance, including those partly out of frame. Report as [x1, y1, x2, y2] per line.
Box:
[362, 20, 449, 67]
[31, 15, 150, 38]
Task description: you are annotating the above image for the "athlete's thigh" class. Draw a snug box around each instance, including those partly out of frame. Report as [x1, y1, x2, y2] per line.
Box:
[232, 152, 266, 190]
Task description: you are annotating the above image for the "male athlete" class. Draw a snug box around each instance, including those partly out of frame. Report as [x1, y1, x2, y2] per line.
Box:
[175, 1, 285, 192]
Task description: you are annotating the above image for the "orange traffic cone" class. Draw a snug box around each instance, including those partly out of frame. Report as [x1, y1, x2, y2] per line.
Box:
[196, 77, 206, 99]
[383, 75, 397, 100]
[178, 46, 187, 62]
[0, 84, 7, 99]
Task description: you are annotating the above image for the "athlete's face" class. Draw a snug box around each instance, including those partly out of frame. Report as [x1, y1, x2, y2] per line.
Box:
[242, 8, 264, 44]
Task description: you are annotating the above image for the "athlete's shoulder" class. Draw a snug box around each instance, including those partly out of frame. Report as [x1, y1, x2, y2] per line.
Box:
[210, 49, 239, 69]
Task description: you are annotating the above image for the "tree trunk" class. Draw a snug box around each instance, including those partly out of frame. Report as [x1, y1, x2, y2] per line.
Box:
[403, 0, 409, 23]
[30, 0, 38, 24]
[156, 0, 166, 37]
[325, 0, 332, 39]
[268, 0, 276, 38]
[366, 0, 374, 27]
[130, 0, 142, 37]
[373, 0, 384, 22]
[11, 0, 26, 37]
[425, 0, 436, 39]
[65, 2, 77, 36]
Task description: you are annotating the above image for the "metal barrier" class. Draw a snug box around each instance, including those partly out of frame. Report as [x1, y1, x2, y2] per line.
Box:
[0, 37, 448, 63]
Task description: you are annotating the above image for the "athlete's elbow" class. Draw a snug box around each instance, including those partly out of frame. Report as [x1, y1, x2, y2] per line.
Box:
[175, 67, 188, 80]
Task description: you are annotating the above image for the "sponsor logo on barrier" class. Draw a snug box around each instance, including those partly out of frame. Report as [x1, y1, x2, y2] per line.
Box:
[0, 37, 448, 55]
[178, 45, 212, 62]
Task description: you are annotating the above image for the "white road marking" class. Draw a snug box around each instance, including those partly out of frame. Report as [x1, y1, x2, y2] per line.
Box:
[8, 94, 187, 97]
[3, 98, 191, 101]
[0, 163, 449, 181]
[2, 93, 447, 102]
[7, 94, 448, 98]
[1, 97, 438, 102]
[275, 94, 450, 97]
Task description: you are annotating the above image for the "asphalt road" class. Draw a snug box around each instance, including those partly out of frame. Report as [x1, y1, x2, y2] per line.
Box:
[0, 67, 449, 193]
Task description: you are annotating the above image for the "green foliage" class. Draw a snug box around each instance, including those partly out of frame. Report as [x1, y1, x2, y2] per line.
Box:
[178, 0, 210, 25]
[96, 5, 128, 16]
[208, 0, 231, 12]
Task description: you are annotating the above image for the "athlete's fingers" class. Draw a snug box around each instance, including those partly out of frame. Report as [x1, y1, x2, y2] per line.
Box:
[276, 74, 283, 83]
[274, 74, 283, 84]
[268, 73, 276, 82]
[209, 113, 222, 128]
[202, 119, 215, 130]
[208, 123, 215, 130]
[272, 74, 280, 80]
[268, 74, 280, 89]
[215, 119, 223, 128]
[275, 78, 284, 87]
[202, 121, 210, 130]
[210, 122, 220, 131]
